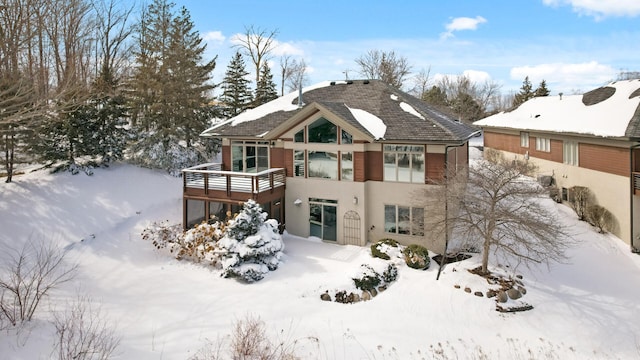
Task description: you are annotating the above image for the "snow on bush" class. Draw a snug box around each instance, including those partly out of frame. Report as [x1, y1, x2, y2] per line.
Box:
[370, 238, 404, 260]
[217, 200, 284, 282]
[142, 221, 222, 265]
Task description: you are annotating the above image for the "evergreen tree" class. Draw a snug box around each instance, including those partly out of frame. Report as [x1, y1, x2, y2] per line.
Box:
[421, 85, 448, 107]
[254, 62, 278, 106]
[534, 79, 550, 97]
[218, 199, 285, 282]
[512, 76, 534, 107]
[220, 51, 253, 118]
[129, 0, 216, 173]
[451, 92, 484, 123]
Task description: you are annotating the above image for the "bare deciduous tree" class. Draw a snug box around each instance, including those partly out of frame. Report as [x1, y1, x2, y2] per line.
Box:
[52, 295, 121, 360]
[0, 239, 78, 326]
[409, 66, 432, 98]
[285, 58, 309, 93]
[422, 150, 572, 275]
[233, 25, 278, 86]
[279, 54, 291, 96]
[355, 49, 411, 89]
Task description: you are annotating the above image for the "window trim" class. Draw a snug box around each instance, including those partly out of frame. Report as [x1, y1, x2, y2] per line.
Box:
[520, 132, 529, 148]
[563, 141, 579, 166]
[383, 144, 426, 183]
[535, 137, 550, 152]
[384, 204, 425, 236]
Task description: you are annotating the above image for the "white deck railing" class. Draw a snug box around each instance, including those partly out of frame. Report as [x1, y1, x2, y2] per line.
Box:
[183, 163, 285, 194]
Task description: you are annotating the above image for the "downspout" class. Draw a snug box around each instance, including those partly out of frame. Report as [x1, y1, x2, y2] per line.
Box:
[436, 142, 467, 280]
[630, 143, 640, 253]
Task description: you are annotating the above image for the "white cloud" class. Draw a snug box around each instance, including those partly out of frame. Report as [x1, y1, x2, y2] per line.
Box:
[510, 61, 616, 93]
[271, 41, 305, 57]
[203, 31, 225, 44]
[542, 0, 640, 18]
[441, 16, 487, 39]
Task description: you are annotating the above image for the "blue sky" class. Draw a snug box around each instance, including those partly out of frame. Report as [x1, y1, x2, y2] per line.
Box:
[171, 0, 640, 95]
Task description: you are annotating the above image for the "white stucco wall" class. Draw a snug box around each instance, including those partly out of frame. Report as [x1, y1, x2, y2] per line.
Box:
[497, 150, 633, 246]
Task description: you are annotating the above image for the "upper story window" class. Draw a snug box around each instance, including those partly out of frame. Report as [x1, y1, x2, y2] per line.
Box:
[341, 130, 353, 144]
[535, 137, 551, 152]
[383, 145, 425, 183]
[308, 118, 337, 143]
[563, 141, 579, 166]
[294, 129, 305, 143]
[520, 132, 529, 148]
[231, 141, 269, 173]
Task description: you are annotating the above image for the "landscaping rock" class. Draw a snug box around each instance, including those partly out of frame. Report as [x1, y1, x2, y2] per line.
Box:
[496, 291, 508, 303]
[517, 286, 527, 295]
[378, 284, 387, 292]
[348, 292, 360, 303]
[464, 287, 472, 293]
[486, 289, 497, 298]
[321, 292, 331, 301]
[361, 290, 371, 301]
[454, 284, 461, 289]
[370, 288, 378, 297]
[507, 288, 523, 300]
[474, 291, 484, 297]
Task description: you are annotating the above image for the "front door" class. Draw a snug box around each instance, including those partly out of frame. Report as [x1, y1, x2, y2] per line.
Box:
[309, 198, 337, 241]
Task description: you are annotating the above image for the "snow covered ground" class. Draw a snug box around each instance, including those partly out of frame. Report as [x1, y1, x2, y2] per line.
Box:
[1, 162, 640, 359]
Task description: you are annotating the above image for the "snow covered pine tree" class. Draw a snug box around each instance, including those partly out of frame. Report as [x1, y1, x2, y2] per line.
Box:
[217, 200, 284, 282]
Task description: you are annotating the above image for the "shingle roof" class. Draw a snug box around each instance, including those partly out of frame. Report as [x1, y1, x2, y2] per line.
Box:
[475, 79, 640, 139]
[202, 80, 478, 143]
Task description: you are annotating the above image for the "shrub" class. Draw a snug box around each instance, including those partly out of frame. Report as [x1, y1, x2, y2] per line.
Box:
[352, 264, 381, 291]
[381, 264, 398, 283]
[370, 238, 399, 260]
[218, 200, 285, 282]
[570, 186, 591, 221]
[586, 204, 615, 234]
[0, 239, 77, 327]
[142, 221, 222, 265]
[403, 244, 431, 270]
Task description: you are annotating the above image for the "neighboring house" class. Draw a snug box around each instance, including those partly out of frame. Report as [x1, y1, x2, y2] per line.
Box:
[475, 79, 640, 251]
[183, 79, 478, 252]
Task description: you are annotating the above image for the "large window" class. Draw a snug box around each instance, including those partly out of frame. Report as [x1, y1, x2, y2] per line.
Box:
[294, 150, 305, 177]
[384, 205, 424, 236]
[383, 145, 425, 183]
[231, 141, 269, 172]
[308, 151, 338, 179]
[535, 137, 550, 152]
[563, 141, 579, 166]
[308, 118, 337, 143]
[341, 152, 353, 181]
[520, 132, 529, 147]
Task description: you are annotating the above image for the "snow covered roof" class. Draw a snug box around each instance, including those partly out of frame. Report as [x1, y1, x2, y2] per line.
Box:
[474, 79, 640, 138]
[201, 80, 478, 143]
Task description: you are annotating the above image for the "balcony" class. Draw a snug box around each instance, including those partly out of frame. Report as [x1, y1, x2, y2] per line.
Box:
[183, 163, 286, 200]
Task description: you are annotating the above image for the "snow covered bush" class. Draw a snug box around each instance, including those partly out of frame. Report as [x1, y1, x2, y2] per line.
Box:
[403, 244, 430, 270]
[352, 262, 398, 291]
[217, 200, 284, 282]
[142, 221, 223, 265]
[141, 220, 183, 252]
[370, 238, 402, 260]
[352, 264, 381, 291]
[179, 222, 224, 264]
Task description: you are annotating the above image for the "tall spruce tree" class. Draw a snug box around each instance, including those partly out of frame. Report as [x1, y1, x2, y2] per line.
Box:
[254, 62, 278, 106]
[534, 80, 551, 97]
[129, 0, 216, 173]
[220, 51, 253, 118]
[512, 76, 534, 107]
